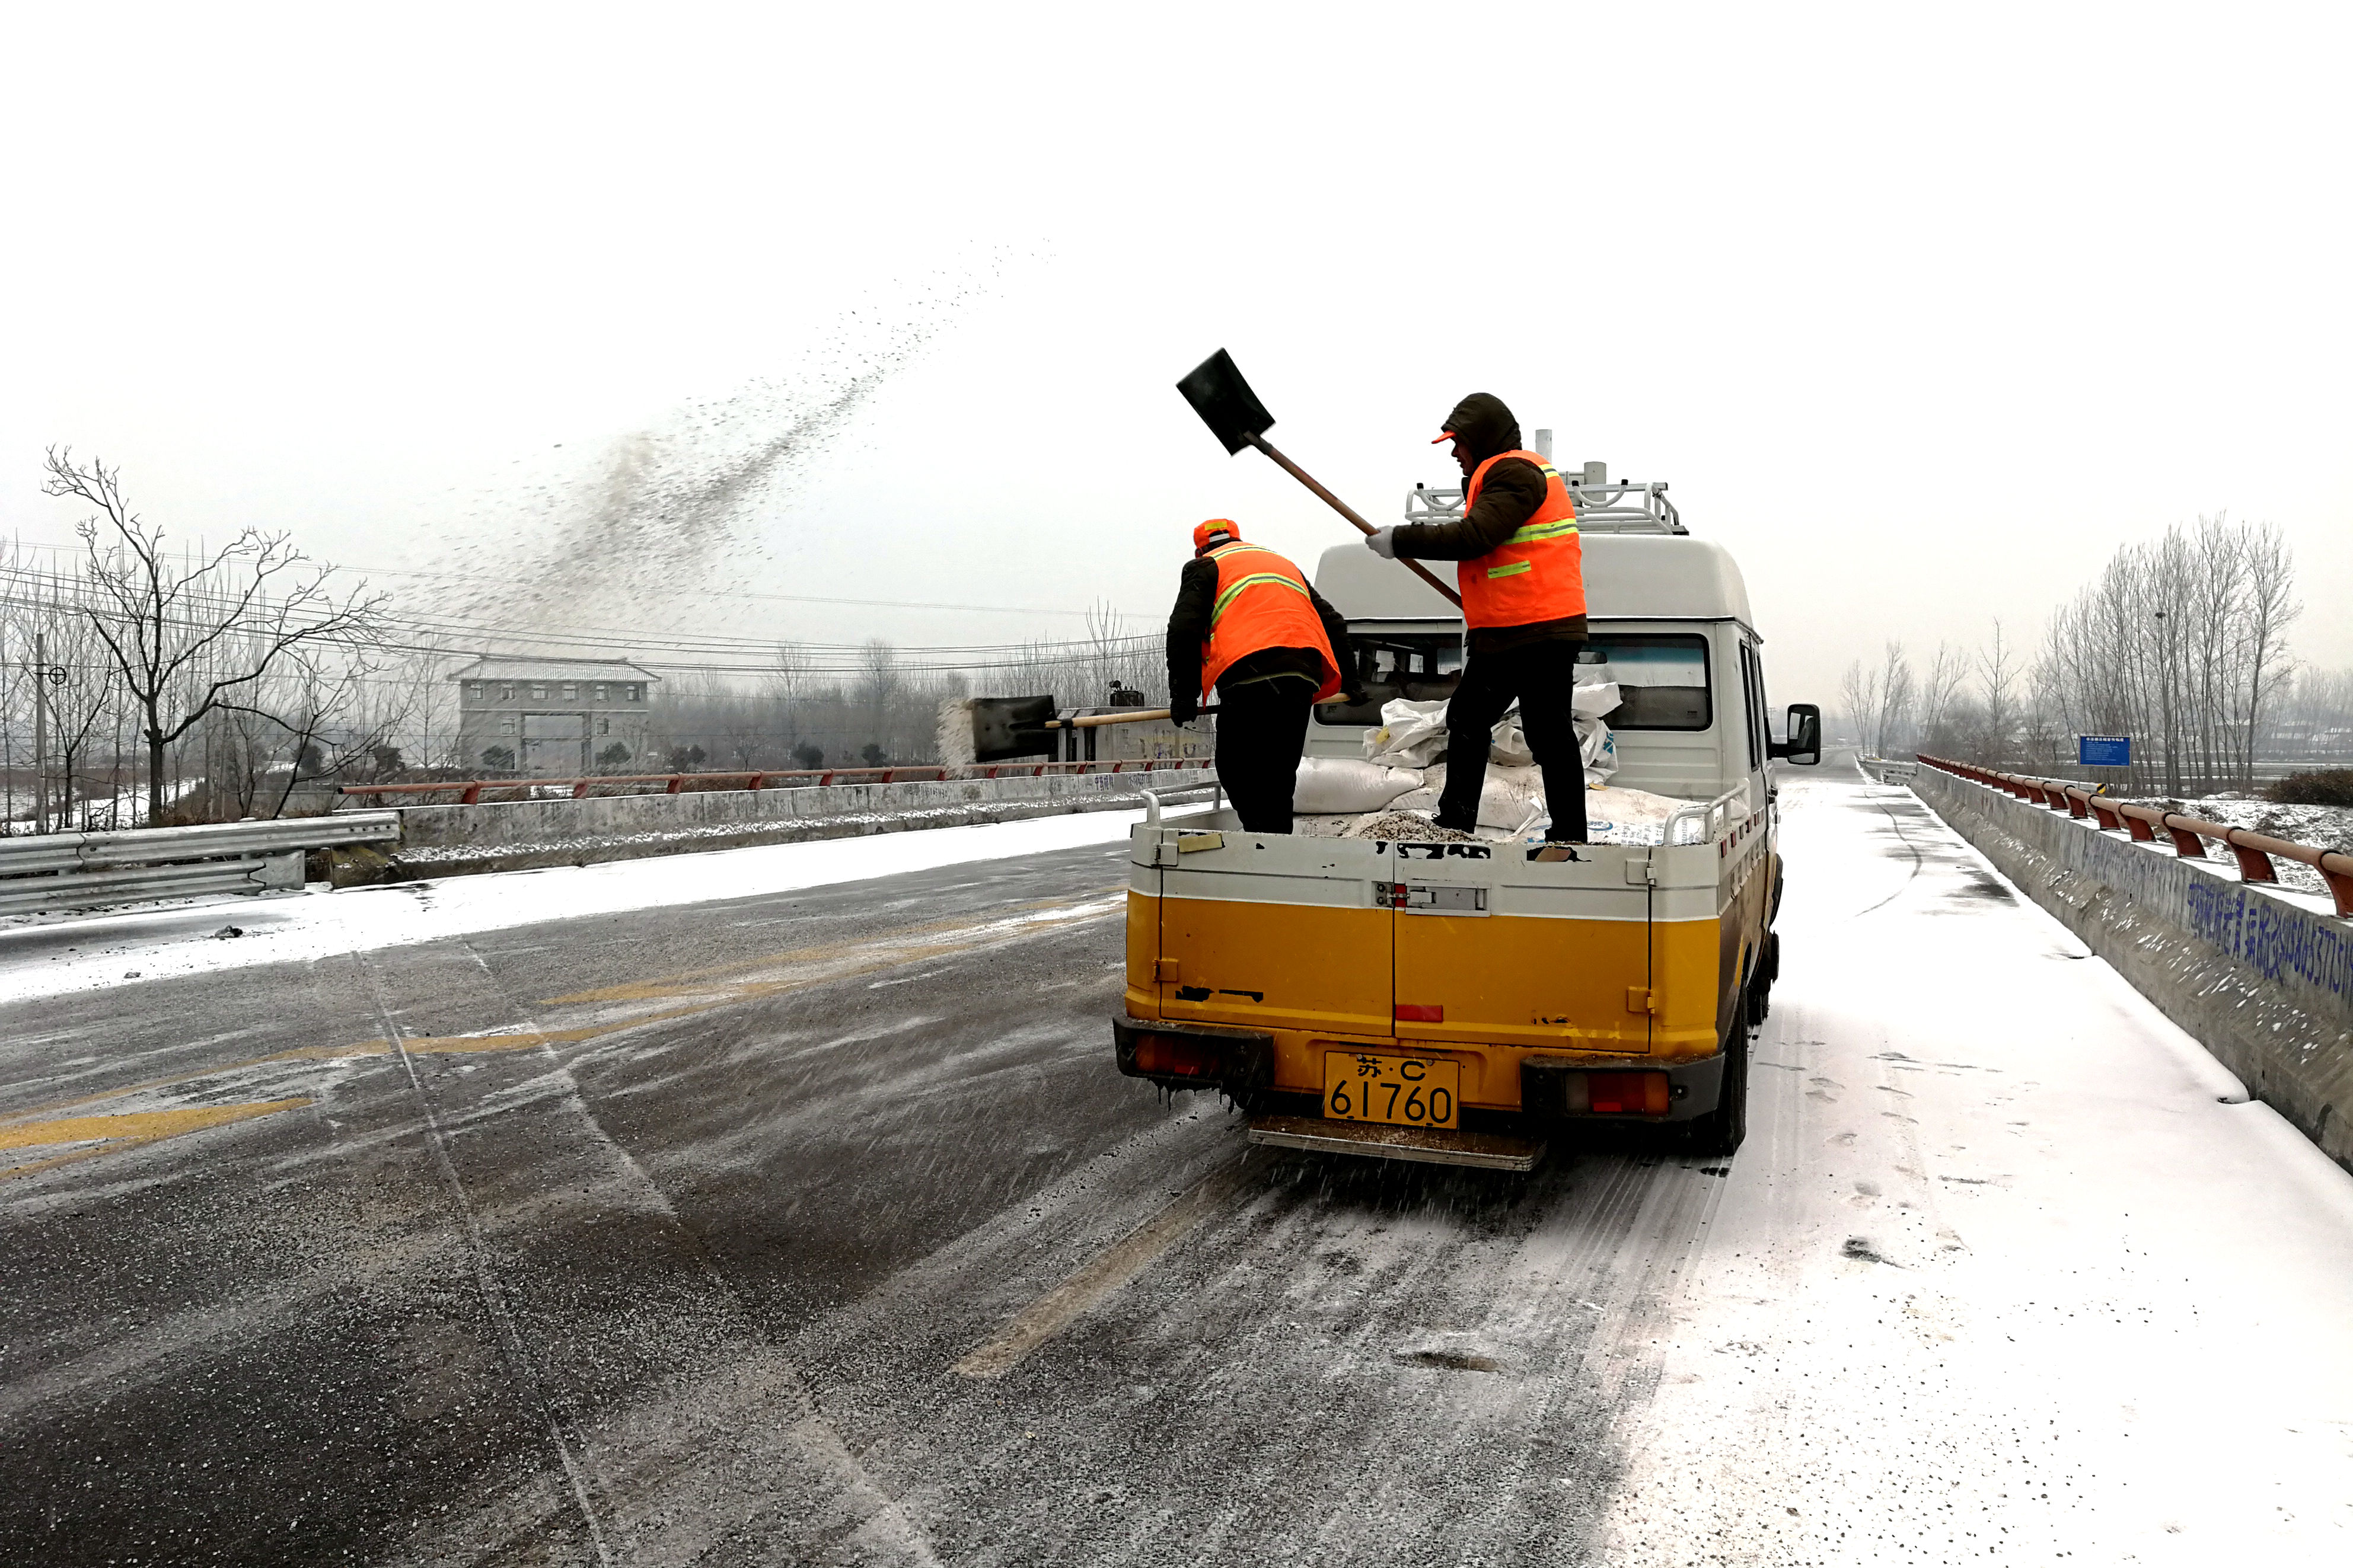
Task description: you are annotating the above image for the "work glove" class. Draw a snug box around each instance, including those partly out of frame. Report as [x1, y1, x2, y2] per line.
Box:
[1366, 528, 1401, 559]
[1343, 688, 1369, 708]
[1169, 695, 1199, 726]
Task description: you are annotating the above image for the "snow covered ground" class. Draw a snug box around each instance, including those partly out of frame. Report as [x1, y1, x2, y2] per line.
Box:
[1602, 764, 2353, 1564]
[3, 758, 2348, 1561]
[0, 801, 1207, 1008]
[2110, 793, 2353, 900]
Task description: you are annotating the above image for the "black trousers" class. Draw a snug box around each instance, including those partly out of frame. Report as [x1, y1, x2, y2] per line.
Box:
[1213, 678, 1315, 834]
[1435, 638, 1590, 842]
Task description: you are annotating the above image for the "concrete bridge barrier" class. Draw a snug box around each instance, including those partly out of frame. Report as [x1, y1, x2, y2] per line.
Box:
[333, 768, 1214, 884]
[1904, 762, 2353, 1171]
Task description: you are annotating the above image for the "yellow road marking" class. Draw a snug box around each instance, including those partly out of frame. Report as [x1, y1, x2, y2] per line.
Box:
[539, 891, 1120, 1005]
[0, 1043, 385, 1129]
[951, 1157, 1258, 1380]
[0, 1098, 312, 1181]
[0, 890, 1126, 1146]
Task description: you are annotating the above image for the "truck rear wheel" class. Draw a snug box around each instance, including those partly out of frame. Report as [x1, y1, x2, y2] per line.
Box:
[1685, 1029, 1749, 1157]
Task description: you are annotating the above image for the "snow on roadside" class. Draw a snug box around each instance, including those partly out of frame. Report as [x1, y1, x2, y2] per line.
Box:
[0, 802, 1206, 1008]
[2106, 793, 2353, 900]
[1601, 768, 2353, 1566]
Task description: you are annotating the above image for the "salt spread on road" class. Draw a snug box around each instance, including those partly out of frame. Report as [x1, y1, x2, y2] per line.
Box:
[0, 801, 1200, 1007]
[2, 765, 2349, 1564]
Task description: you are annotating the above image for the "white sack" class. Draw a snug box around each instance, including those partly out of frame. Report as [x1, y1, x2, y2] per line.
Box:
[1579, 716, 1619, 787]
[1572, 681, 1621, 720]
[1478, 764, 1547, 831]
[1293, 756, 1423, 815]
[1363, 698, 1450, 768]
[1489, 713, 1533, 767]
[1582, 784, 1693, 846]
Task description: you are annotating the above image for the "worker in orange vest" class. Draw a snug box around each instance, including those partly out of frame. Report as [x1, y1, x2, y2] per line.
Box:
[1366, 394, 1589, 842]
[1166, 520, 1362, 834]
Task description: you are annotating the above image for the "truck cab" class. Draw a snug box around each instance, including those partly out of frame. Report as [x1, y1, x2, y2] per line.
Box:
[1114, 465, 1820, 1170]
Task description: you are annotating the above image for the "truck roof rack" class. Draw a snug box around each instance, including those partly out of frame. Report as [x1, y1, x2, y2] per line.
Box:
[1405, 461, 1685, 535]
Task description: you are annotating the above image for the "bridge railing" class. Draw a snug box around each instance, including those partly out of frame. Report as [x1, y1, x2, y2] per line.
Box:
[0, 812, 401, 918]
[1914, 754, 2353, 918]
[337, 759, 1213, 807]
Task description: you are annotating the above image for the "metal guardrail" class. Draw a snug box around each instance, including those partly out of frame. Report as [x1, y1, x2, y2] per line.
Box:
[1664, 781, 1755, 848]
[337, 760, 1214, 807]
[0, 812, 401, 918]
[1407, 475, 1686, 535]
[1915, 754, 2353, 918]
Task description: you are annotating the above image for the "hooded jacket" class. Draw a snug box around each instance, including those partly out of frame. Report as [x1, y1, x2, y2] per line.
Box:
[1394, 392, 1586, 652]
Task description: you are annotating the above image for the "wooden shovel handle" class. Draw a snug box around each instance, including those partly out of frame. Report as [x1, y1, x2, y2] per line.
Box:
[1060, 696, 1354, 729]
[1244, 433, 1465, 609]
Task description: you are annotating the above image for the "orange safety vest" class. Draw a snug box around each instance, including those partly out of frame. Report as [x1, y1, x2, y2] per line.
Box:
[1458, 451, 1586, 629]
[1198, 542, 1344, 702]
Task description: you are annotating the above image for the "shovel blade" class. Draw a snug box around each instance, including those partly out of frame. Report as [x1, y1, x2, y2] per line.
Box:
[971, 694, 1058, 763]
[1176, 349, 1276, 455]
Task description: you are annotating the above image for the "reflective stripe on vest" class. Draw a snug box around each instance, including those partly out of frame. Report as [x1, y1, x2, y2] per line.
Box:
[1457, 452, 1587, 628]
[1198, 542, 1344, 702]
[1212, 570, 1313, 622]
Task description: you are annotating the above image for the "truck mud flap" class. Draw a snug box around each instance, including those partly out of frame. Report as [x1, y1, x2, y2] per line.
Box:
[1245, 1114, 1546, 1173]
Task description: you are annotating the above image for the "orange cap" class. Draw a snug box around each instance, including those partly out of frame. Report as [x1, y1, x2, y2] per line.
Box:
[1431, 430, 1456, 445]
[1193, 518, 1241, 553]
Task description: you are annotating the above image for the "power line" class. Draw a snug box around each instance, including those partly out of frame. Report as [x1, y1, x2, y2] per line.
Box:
[0, 532, 1123, 621]
[0, 560, 1162, 677]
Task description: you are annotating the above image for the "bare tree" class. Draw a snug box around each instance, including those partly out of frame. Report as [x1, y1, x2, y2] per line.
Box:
[43, 449, 390, 823]
[1868, 641, 1914, 758]
[35, 592, 122, 828]
[2237, 522, 2300, 787]
[1916, 641, 1969, 755]
[1978, 619, 2022, 768]
[857, 638, 900, 761]
[258, 643, 415, 816]
[1838, 658, 1879, 752]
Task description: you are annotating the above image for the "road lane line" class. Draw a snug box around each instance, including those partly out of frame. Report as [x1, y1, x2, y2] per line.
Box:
[952, 1155, 1262, 1380]
[535, 890, 1121, 1005]
[438, 931, 948, 1566]
[356, 957, 618, 1568]
[0, 1098, 312, 1181]
[0, 1044, 384, 1128]
[0, 893, 1125, 1141]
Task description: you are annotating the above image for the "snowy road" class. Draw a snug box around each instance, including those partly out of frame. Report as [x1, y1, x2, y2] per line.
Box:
[1, 764, 2348, 1566]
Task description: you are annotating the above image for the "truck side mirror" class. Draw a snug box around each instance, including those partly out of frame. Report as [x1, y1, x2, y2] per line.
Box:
[1771, 703, 1822, 766]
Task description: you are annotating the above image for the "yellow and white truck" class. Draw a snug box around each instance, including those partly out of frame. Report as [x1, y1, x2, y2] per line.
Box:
[1112, 464, 1821, 1171]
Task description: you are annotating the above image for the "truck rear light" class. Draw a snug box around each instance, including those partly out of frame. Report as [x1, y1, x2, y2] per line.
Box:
[1395, 1004, 1445, 1023]
[1111, 1016, 1274, 1091]
[1558, 1070, 1671, 1115]
[1131, 1032, 1219, 1078]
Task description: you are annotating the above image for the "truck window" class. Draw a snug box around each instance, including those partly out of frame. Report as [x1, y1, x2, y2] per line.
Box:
[1584, 633, 1713, 730]
[1750, 648, 1772, 767]
[1314, 633, 1463, 723]
[1739, 644, 1762, 770]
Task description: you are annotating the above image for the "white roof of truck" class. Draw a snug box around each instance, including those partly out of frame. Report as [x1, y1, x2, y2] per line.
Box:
[1313, 531, 1754, 630]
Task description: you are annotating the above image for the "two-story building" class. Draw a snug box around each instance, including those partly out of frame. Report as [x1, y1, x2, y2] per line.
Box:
[452, 657, 659, 776]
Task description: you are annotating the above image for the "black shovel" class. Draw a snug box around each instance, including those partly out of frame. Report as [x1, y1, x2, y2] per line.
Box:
[1176, 349, 1464, 609]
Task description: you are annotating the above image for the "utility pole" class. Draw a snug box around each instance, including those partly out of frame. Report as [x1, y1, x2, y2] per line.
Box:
[32, 631, 48, 835]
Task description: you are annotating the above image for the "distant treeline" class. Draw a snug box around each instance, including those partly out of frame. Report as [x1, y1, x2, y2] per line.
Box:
[1839, 515, 2349, 793]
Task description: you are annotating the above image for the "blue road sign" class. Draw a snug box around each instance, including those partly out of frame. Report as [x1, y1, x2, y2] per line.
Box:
[2078, 734, 2132, 768]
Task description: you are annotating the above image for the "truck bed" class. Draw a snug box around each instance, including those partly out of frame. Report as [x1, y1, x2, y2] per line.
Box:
[1120, 786, 1768, 1120]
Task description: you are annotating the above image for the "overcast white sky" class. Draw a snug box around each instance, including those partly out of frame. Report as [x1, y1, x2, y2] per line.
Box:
[2, 2, 2346, 705]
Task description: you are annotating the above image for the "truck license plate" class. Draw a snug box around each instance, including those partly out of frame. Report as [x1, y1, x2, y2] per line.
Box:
[1323, 1051, 1459, 1129]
